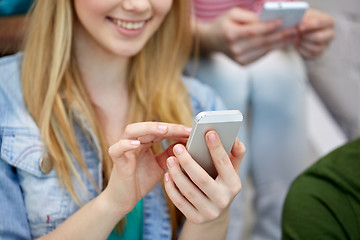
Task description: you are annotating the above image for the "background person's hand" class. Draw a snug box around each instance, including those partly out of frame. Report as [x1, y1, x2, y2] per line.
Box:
[196, 7, 298, 65]
[103, 122, 191, 216]
[296, 9, 335, 59]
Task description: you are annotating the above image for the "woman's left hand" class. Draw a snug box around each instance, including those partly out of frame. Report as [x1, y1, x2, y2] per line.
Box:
[296, 9, 335, 59]
[164, 131, 245, 224]
[104, 122, 191, 216]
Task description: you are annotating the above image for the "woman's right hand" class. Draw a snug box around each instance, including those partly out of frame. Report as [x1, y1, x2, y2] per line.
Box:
[196, 8, 297, 65]
[102, 122, 191, 217]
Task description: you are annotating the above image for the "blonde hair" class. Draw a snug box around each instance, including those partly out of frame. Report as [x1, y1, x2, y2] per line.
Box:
[21, 0, 192, 237]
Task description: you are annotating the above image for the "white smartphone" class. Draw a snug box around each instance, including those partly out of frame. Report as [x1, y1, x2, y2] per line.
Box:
[186, 110, 243, 178]
[260, 1, 309, 29]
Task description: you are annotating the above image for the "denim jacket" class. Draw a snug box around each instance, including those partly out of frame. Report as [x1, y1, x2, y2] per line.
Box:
[0, 53, 225, 239]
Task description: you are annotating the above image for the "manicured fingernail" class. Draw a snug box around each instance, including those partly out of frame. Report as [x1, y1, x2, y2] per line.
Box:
[174, 145, 183, 155]
[275, 19, 283, 26]
[167, 157, 175, 167]
[312, 21, 320, 29]
[290, 28, 297, 36]
[130, 140, 140, 146]
[208, 133, 217, 142]
[185, 127, 192, 133]
[164, 172, 170, 182]
[158, 124, 168, 131]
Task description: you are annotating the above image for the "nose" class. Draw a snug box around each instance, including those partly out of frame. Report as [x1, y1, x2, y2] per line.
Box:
[121, 0, 150, 12]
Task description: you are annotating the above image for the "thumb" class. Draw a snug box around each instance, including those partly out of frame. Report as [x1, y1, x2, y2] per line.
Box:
[227, 7, 259, 24]
[108, 139, 140, 173]
[229, 138, 246, 172]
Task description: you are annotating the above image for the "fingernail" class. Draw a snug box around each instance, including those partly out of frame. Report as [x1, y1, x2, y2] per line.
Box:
[272, 19, 282, 27]
[299, 24, 306, 31]
[185, 127, 192, 133]
[290, 28, 297, 36]
[130, 140, 140, 146]
[167, 157, 175, 167]
[174, 145, 183, 155]
[158, 124, 168, 131]
[164, 172, 170, 182]
[208, 133, 217, 142]
[312, 21, 320, 29]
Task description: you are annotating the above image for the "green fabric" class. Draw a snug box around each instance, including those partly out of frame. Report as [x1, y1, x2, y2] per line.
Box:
[282, 138, 360, 240]
[0, 0, 34, 17]
[108, 199, 143, 240]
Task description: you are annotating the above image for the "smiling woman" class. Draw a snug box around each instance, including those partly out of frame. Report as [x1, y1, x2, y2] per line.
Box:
[0, 0, 245, 240]
[73, 0, 172, 56]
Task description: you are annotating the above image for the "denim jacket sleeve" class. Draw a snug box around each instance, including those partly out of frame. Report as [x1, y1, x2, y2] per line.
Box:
[0, 54, 103, 239]
[0, 153, 32, 240]
[0, 53, 32, 239]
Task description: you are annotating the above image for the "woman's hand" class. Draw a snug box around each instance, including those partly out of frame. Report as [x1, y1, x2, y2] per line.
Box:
[103, 122, 191, 216]
[296, 9, 335, 59]
[164, 131, 245, 228]
[196, 8, 297, 65]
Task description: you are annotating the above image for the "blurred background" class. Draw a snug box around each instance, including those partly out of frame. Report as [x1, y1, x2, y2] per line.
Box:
[304, 0, 360, 161]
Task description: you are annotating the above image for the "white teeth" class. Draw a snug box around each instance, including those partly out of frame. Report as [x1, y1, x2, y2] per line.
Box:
[114, 19, 145, 30]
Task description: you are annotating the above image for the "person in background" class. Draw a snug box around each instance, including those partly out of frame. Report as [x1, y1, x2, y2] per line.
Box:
[282, 138, 360, 239]
[188, 0, 335, 239]
[0, 0, 33, 55]
[0, 0, 245, 239]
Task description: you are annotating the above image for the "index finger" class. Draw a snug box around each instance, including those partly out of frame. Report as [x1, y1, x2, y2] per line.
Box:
[228, 20, 282, 41]
[122, 122, 191, 143]
[227, 7, 259, 23]
[205, 131, 240, 185]
[300, 28, 335, 45]
[298, 10, 334, 32]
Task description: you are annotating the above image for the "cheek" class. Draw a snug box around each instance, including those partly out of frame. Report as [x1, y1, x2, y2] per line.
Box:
[153, 0, 173, 17]
[73, 0, 108, 23]
[73, 0, 112, 42]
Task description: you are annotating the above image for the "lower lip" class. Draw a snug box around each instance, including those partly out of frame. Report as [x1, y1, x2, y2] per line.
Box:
[107, 18, 147, 37]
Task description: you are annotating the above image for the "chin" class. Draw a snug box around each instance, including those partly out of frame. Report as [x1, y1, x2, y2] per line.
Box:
[118, 49, 141, 57]
[108, 44, 144, 58]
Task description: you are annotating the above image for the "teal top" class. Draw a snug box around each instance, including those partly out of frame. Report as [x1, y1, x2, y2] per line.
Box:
[0, 0, 34, 16]
[282, 138, 360, 239]
[108, 199, 143, 240]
